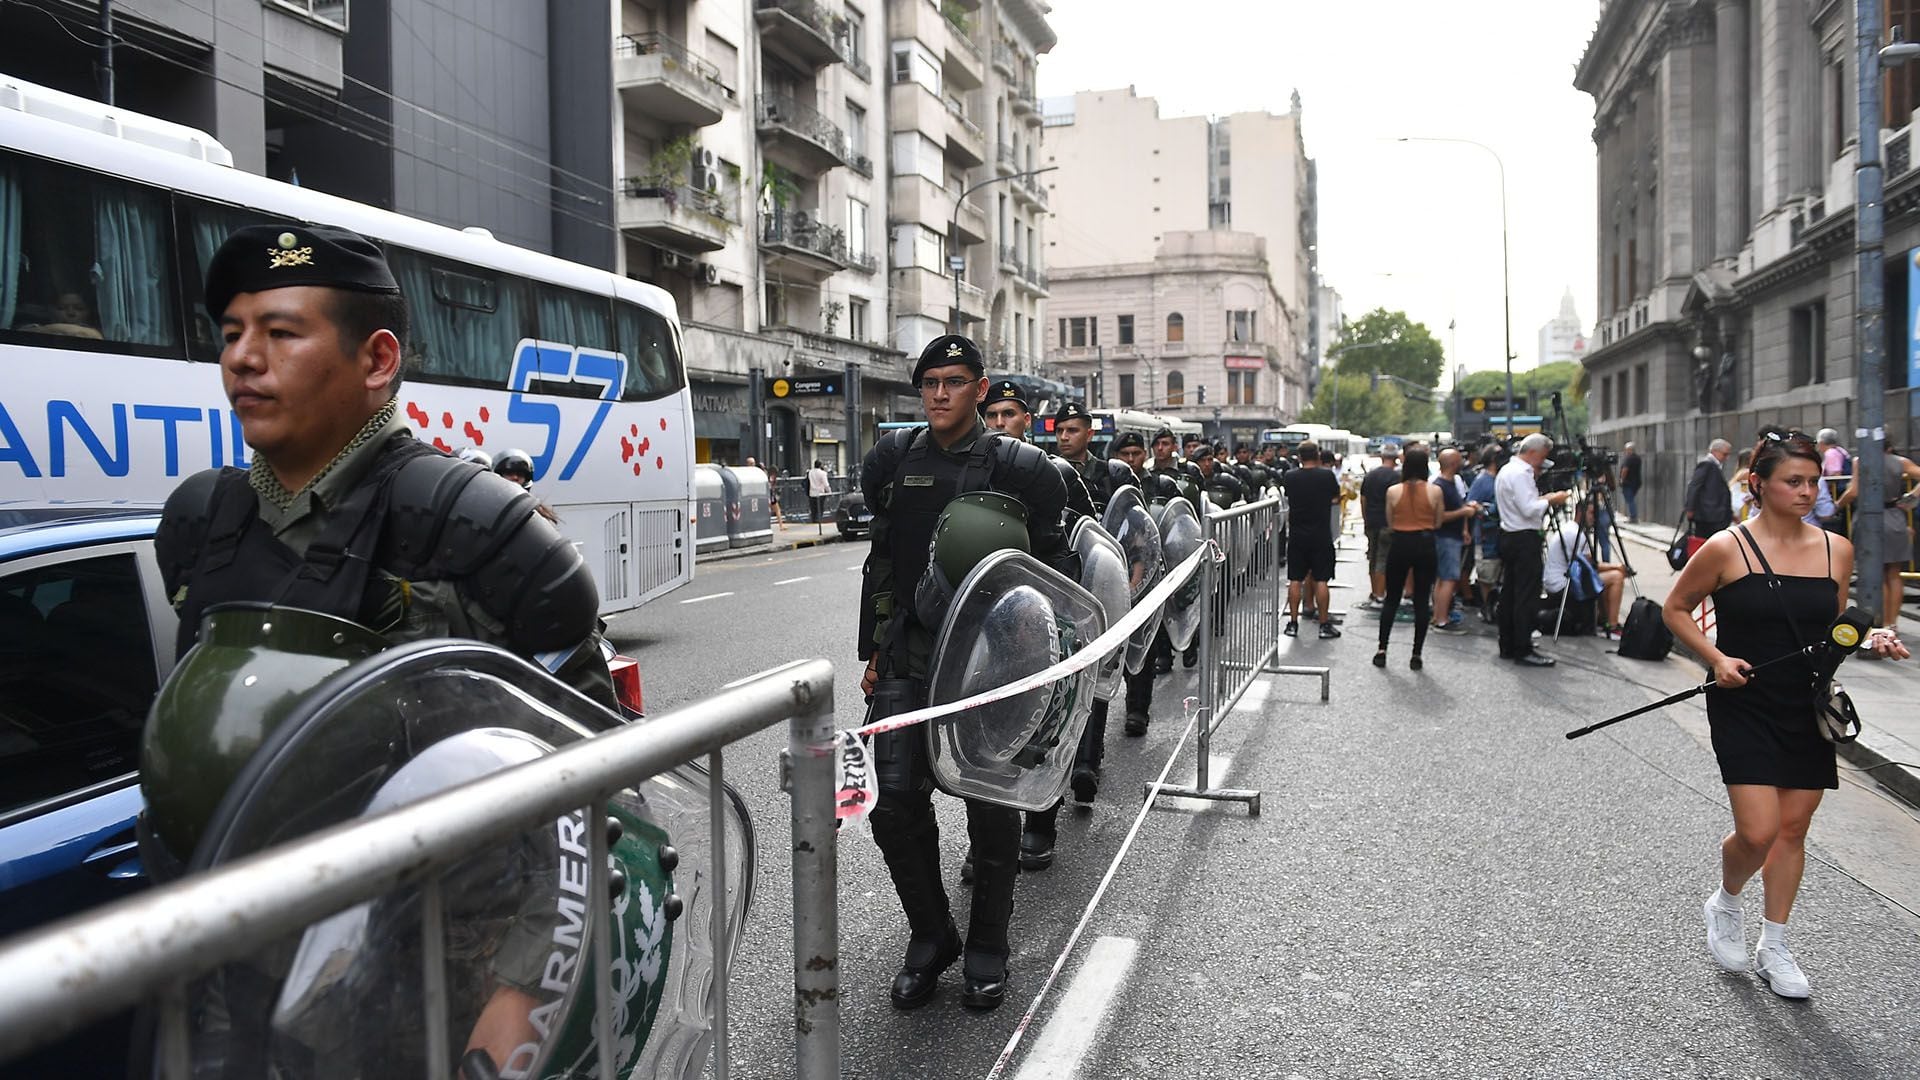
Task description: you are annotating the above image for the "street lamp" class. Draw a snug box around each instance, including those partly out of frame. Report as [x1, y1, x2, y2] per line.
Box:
[1395, 136, 1514, 438]
[950, 166, 1059, 346]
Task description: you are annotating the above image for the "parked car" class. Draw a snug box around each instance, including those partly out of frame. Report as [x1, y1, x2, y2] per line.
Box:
[834, 488, 873, 538]
[0, 509, 174, 1077]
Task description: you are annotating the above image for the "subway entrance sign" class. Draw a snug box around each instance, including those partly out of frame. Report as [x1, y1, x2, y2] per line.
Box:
[767, 376, 841, 397]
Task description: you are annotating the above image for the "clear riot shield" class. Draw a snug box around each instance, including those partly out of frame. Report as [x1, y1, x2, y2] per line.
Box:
[1156, 496, 1206, 651]
[175, 641, 753, 1080]
[1101, 486, 1164, 675]
[1069, 516, 1131, 702]
[924, 549, 1106, 812]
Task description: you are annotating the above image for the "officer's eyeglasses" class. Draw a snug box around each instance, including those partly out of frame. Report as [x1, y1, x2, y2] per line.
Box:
[919, 376, 977, 393]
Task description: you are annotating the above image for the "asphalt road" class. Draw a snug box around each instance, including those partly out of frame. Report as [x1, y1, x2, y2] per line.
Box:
[606, 535, 1920, 1080]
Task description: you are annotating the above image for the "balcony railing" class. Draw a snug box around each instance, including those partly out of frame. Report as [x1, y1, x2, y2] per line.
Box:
[620, 178, 738, 223]
[991, 42, 1014, 74]
[998, 243, 1019, 270]
[849, 150, 874, 177]
[846, 248, 878, 273]
[945, 95, 983, 141]
[754, 0, 846, 68]
[995, 141, 1015, 171]
[762, 211, 848, 262]
[615, 31, 726, 90]
[757, 93, 850, 164]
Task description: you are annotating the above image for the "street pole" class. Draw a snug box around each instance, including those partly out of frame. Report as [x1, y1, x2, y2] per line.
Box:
[951, 166, 1058, 340]
[1397, 137, 1514, 437]
[1857, 3, 1900, 618]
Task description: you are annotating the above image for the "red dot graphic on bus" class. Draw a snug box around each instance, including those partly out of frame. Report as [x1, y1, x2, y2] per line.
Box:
[441, 412, 454, 429]
[637, 437, 650, 456]
[658, 417, 667, 431]
[478, 407, 490, 423]
[464, 422, 483, 445]
[632, 462, 643, 476]
[406, 402, 429, 428]
[655, 455, 664, 470]
[630, 424, 639, 437]
[431, 437, 452, 453]
[619, 437, 634, 463]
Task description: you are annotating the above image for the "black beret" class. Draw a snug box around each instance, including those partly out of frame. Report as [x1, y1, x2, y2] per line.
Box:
[1111, 431, 1146, 452]
[913, 334, 985, 383]
[1053, 400, 1093, 426]
[203, 223, 401, 320]
[1151, 428, 1177, 443]
[983, 380, 1030, 413]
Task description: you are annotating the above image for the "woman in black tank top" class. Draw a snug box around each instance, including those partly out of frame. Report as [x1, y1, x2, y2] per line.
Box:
[1663, 431, 1909, 1000]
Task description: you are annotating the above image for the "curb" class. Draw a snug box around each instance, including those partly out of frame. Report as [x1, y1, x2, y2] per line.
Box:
[696, 531, 846, 564]
[1615, 525, 1920, 808]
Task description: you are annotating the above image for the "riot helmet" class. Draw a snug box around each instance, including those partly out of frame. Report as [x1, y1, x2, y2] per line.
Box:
[913, 490, 1031, 629]
[456, 446, 494, 470]
[495, 448, 535, 488]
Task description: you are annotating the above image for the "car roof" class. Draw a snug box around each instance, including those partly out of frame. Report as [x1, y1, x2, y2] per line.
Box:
[0, 509, 162, 562]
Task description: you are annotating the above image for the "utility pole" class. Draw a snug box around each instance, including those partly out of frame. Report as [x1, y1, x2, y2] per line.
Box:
[951, 166, 1058, 335]
[1859, 1, 1905, 618]
[97, 0, 115, 106]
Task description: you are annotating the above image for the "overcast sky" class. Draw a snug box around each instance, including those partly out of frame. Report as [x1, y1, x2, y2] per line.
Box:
[1036, 0, 1603, 383]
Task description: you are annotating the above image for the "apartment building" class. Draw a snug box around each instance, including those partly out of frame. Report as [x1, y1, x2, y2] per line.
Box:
[1575, 0, 1920, 521]
[1041, 88, 1311, 432]
[615, 0, 901, 471]
[881, 0, 1053, 373]
[1047, 230, 1298, 447]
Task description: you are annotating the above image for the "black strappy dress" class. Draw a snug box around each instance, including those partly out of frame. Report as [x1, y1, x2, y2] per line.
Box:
[1704, 528, 1839, 790]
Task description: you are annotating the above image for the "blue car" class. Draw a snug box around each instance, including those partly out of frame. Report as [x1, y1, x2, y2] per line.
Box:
[0, 510, 175, 1076]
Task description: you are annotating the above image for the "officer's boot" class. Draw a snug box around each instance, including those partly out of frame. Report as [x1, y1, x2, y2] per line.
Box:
[870, 799, 960, 1009]
[1123, 664, 1153, 737]
[1019, 803, 1057, 870]
[1071, 701, 1105, 804]
[961, 801, 1021, 1010]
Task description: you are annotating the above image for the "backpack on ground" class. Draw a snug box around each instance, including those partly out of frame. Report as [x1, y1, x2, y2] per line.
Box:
[1617, 596, 1673, 660]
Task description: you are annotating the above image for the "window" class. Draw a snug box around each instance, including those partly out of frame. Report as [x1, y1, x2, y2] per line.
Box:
[270, 0, 349, 30]
[906, 224, 944, 272]
[388, 247, 535, 389]
[1166, 312, 1184, 342]
[849, 297, 869, 341]
[1227, 309, 1256, 343]
[892, 132, 943, 184]
[890, 41, 940, 92]
[1088, 316, 1099, 348]
[1789, 301, 1827, 387]
[1633, 363, 1649, 413]
[0, 553, 156, 815]
[1889, 2, 1920, 125]
[1228, 370, 1257, 405]
[1166, 370, 1185, 406]
[1117, 314, 1134, 345]
[847, 101, 868, 156]
[1067, 317, 1088, 348]
[842, 5, 865, 65]
[846, 196, 869, 258]
[2, 153, 183, 356]
[1118, 372, 1136, 407]
[706, 31, 739, 93]
[1600, 373, 1613, 421]
[614, 300, 685, 401]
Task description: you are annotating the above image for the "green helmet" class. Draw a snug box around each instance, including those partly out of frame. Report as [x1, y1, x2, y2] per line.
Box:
[915, 490, 1031, 629]
[141, 603, 387, 864]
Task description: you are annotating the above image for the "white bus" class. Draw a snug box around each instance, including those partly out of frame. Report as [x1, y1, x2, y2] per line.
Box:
[0, 77, 694, 614]
[1261, 423, 1367, 463]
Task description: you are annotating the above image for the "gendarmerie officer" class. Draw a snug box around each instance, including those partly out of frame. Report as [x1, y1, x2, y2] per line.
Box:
[154, 224, 610, 704]
[858, 337, 1072, 1012]
[1053, 401, 1135, 513]
[982, 380, 1096, 519]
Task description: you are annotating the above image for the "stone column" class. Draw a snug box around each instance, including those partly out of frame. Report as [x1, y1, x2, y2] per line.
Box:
[1714, 0, 1750, 259]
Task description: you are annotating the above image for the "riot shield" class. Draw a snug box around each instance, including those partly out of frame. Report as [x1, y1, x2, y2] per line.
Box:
[924, 549, 1106, 812]
[1069, 516, 1131, 702]
[1101, 486, 1165, 675]
[171, 638, 753, 1080]
[1156, 496, 1206, 651]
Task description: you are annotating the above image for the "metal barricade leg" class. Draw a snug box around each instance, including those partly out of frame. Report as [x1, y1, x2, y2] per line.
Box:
[788, 685, 840, 1078]
[709, 749, 732, 1080]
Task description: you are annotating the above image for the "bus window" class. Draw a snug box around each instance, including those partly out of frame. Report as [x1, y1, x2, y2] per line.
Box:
[0, 152, 180, 355]
[387, 247, 534, 388]
[535, 285, 616, 353]
[614, 300, 685, 402]
[179, 198, 278, 361]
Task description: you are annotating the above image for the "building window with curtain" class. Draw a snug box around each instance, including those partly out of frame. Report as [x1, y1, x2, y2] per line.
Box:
[1118, 313, 1134, 345]
[1119, 372, 1135, 406]
[1166, 312, 1184, 342]
[1166, 370, 1184, 405]
[2, 156, 182, 355]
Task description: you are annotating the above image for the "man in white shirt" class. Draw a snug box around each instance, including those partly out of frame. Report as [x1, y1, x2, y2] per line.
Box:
[1494, 433, 1572, 666]
[807, 460, 831, 529]
[1544, 502, 1629, 632]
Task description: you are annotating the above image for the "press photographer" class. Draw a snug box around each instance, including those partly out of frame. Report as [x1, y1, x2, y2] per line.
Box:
[1494, 433, 1573, 667]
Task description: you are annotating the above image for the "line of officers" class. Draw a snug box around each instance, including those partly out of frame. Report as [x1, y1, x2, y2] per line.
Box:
[855, 334, 1286, 1014]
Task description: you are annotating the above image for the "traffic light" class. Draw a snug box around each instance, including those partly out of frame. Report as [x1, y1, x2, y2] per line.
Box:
[1196, 385, 1207, 404]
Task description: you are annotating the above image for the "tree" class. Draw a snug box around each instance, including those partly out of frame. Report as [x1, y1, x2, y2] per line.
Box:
[1331, 308, 1446, 390]
[1300, 373, 1405, 435]
[1454, 361, 1588, 433]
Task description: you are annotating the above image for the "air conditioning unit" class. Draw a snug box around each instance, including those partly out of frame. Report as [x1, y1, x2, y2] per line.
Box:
[697, 147, 720, 171]
[693, 166, 722, 193]
[658, 250, 685, 271]
[700, 263, 722, 285]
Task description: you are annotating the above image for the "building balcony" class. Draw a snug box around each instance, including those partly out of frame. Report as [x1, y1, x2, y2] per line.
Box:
[943, 95, 987, 166]
[991, 42, 1014, 77]
[889, 82, 984, 168]
[1014, 261, 1048, 296]
[954, 192, 988, 244]
[754, 0, 845, 70]
[761, 211, 849, 280]
[614, 33, 732, 127]
[889, 174, 990, 245]
[893, 264, 986, 325]
[846, 248, 878, 274]
[1009, 84, 1037, 117]
[756, 93, 850, 174]
[1025, 172, 1048, 208]
[1010, 172, 1040, 208]
[998, 243, 1019, 272]
[618, 179, 736, 254]
[994, 141, 1016, 175]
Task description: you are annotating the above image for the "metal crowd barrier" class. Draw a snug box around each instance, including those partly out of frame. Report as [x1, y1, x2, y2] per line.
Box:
[1151, 495, 1331, 815]
[0, 658, 841, 1080]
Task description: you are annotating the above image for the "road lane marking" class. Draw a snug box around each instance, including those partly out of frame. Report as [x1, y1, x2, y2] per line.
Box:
[678, 592, 734, 605]
[1010, 936, 1139, 1080]
[774, 576, 813, 585]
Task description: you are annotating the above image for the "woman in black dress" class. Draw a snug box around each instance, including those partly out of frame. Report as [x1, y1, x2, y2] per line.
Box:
[1664, 432, 1909, 999]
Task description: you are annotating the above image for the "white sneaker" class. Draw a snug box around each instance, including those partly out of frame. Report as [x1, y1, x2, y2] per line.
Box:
[1701, 896, 1746, 972]
[1753, 944, 1812, 999]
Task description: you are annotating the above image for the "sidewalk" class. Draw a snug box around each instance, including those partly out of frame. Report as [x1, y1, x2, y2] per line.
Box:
[696, 521, 847, 564]
[1613, 518, 1920, 806]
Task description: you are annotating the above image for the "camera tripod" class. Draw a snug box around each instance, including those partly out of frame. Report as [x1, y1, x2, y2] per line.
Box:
[1547, 469, 1641, 642]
